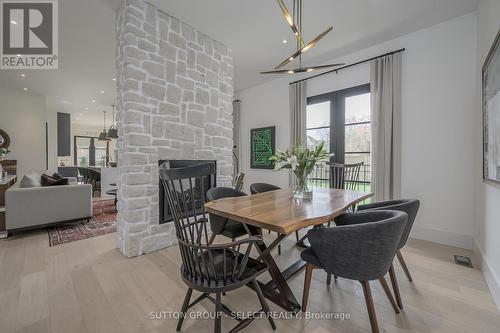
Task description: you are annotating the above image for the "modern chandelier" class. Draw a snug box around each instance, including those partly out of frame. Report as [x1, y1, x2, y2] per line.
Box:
[261, 0, 344, 74]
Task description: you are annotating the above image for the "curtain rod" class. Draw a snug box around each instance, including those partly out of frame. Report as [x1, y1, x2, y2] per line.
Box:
[289, 48, 405, 85]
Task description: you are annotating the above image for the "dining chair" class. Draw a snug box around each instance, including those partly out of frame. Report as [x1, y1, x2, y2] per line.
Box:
[355, 199, 420, 309]
[233, 172, 245, 191]
[329, 162, 364, 190]
[206, 187, 260, 244]
[249, 183, 284, 254]
[301, 210, 407, 333]
[159, 163, 276, 333]
[78, 167, 88, 184]
[86, 168, 101, 196]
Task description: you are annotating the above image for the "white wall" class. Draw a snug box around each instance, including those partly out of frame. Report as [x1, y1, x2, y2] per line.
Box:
[237, 13, 478, 249]
[474, 0, 500, 311]
[0, 89, 50, 178]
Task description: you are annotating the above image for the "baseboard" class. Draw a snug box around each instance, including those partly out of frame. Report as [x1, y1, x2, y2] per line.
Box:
[473, 239, 500, 312]
[410, 226, 473, 250]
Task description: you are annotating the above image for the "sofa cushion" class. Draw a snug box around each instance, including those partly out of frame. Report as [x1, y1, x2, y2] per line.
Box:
[19, 171, 42, 188]
[52, 172, 64, 180]
[41, 174, 70, 186]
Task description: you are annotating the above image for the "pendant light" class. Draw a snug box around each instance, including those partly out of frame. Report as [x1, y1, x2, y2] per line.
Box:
[98, 111, 111, 141]
[106, 105, 118, 139]
[261, 0, 344, 74]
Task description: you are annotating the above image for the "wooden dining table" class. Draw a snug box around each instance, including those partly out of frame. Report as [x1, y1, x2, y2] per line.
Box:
[205, 187, 373, 313]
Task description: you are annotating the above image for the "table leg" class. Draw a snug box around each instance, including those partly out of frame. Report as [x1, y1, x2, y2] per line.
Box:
[245, 226, 301, 313]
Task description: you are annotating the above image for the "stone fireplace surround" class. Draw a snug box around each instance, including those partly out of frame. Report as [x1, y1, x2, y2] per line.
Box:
[116, 0, 234, 257]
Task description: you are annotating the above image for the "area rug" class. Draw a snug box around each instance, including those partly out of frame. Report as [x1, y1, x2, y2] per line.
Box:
[48, 200, 117, 246]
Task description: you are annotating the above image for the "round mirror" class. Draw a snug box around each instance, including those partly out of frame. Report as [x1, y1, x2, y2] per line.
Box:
[0, 129, 10, 149]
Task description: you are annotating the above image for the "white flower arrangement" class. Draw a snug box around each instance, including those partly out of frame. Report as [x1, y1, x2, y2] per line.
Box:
[269, 142, 331, 198]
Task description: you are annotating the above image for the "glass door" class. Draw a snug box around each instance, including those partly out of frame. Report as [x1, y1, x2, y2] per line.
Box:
[306, 84, 371, 190]
[74, 136, 109, 167]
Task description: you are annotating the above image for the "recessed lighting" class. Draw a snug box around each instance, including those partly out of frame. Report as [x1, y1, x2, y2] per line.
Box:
[10, 20, 17, 25]
[307, 68, 314, 72]
[287, 70, 294, 74]
[100, 90, 104, 94]
[20, 74, 25, 77]
[112, 78, 116, 81]
[23, 88, 28, 91]
[16, 54, 21, 57]
[282, 39, 287, 44]
[92, 99, 96, 103]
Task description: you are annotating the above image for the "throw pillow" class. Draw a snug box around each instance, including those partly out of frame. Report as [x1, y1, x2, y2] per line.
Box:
[19, 171, 42, 188]
[41, 174, 69, 186]
[52, 172, 64, 180]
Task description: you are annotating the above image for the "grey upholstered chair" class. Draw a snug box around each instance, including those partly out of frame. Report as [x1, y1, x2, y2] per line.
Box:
[206, 187, 260, 244]
[355, 199, 420, 309]
[249, 183, 281, 194]
[249, 183, 284, 254]
[301, 210, 407, 333]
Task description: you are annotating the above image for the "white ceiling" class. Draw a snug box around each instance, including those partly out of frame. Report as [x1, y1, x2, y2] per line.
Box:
[0, 0, 117, 127]
[0, 0, 478, 126]
[148, 0, 479, 91]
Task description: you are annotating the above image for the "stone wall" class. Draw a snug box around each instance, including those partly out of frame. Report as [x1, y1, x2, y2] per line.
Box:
[116, 0, 234, 257]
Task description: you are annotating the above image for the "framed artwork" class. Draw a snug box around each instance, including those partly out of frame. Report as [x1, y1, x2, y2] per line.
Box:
[250, 126, 276, 169]
[483, 30, 500, 183]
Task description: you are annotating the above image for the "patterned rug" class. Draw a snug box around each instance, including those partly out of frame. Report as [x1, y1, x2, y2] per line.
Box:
[48, 200, 117, 246]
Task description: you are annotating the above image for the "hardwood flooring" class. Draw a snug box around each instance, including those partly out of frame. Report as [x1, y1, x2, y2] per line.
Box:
[0, 230, 499, 333]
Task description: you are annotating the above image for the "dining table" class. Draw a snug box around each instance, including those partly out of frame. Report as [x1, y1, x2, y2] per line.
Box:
[204, 187, 373, 313]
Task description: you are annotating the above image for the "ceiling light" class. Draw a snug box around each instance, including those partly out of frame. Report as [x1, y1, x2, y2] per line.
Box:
[16, 54, 21, 57]
[84, 107, 88, 110]
[20, 74, 25, 77]
[282, 40, 287, 44]
[10, 20, 17, 25]
[98, 111, 111, 141]
[92, 99, 96, 103]
[262, 0, 343, 75]
[261, 63, 344, 74]
[106, 105, 118, 139]
[112, 78, 116, 81]
[276, 0, 304, 46]
[100, 90, 104, 94]
[23, 88, 28, 91]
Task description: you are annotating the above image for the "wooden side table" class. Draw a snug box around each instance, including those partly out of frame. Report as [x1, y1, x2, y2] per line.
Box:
[0, 175, 17, 239]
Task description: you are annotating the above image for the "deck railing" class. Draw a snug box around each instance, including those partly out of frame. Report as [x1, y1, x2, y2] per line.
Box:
[307, 163, 372, 192]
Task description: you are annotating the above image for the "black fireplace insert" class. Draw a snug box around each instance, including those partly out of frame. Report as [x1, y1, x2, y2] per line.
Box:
[158, 159, 217, 224]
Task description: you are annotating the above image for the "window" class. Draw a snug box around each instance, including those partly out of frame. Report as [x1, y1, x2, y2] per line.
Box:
[74, 136, 109, 167]
[306, 84, 371, 191]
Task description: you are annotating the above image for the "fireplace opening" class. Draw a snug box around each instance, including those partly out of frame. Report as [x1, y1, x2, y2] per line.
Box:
[158, 160, 217, 224]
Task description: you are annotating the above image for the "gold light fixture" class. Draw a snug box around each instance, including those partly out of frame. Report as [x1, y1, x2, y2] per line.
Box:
[261, 0, 344, 75]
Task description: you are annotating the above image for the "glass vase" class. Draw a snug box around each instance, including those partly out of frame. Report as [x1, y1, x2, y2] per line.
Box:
[293, 172, 313, 200]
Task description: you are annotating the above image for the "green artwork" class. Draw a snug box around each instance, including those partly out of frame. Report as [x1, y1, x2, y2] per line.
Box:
[250, 126, 276, 169]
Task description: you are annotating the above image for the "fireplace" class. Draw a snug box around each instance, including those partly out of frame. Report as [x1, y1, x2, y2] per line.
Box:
[158, 160, 217, 224]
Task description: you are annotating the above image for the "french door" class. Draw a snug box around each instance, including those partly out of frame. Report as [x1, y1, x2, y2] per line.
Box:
[74, 136, 109, 167]
[306, 84, 371, 190]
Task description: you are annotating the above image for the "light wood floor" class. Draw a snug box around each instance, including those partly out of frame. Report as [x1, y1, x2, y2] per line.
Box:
[1, 230, 499, 333]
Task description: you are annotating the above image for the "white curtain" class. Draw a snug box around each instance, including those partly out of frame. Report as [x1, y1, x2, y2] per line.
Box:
[289, 81, 307, 186]
[370, 53, 402, 201]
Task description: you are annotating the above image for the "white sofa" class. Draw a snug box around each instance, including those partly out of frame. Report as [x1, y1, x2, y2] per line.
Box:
[6, 183, 93, 231]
